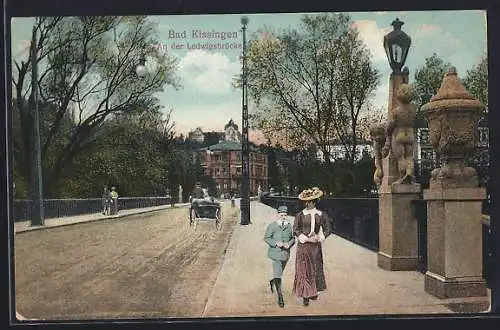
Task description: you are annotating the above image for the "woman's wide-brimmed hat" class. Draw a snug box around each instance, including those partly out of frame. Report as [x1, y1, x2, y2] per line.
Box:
[298, 187, 323, 201]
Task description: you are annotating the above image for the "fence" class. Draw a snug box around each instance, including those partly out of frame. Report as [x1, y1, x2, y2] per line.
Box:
[13, 196, 172, 222]
[482, 216, 493, 288]
[259, 194, 379, 252]
[259, 193, 491, 287]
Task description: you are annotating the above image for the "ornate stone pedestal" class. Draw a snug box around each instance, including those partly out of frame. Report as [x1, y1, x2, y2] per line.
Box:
[423, 187, 487, 298]
[378, 182, 422, 271]
[420, 67, 488, 299]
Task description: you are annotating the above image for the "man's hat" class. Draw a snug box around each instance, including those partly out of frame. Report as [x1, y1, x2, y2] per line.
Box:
[298, 187, 323, 201]
[277, 205, 288, 214]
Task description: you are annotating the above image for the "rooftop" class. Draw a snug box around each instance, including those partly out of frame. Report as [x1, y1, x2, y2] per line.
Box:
[198, 140, 264, 152]
[208, 140, 242, 151]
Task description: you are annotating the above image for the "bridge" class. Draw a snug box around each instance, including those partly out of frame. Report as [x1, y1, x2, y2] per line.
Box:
[13, 200, 490, 320]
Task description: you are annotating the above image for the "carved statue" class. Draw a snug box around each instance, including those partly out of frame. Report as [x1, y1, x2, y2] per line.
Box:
[369, 124, 386, 187]
[382, 83, 417, 184]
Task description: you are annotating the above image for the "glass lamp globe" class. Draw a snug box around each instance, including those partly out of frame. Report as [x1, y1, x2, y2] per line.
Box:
[136, 64, 149, 77]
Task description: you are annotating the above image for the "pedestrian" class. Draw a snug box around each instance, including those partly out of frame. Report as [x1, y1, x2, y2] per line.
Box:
[264, 205, 295, 308]
[110, 186, 119, 215]
[293, 187, 331, 306]
[102, 185, 111, 215]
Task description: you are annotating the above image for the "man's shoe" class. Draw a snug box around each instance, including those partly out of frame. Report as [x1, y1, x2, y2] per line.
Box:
[275, 278, 285, 308]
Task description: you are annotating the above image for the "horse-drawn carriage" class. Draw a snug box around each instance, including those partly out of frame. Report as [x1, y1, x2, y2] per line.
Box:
[189, 194, 222, 230]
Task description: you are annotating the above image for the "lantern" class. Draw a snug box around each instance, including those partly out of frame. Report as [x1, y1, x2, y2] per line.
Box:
[135, 55, 148, 77]
[383, 18, 411, 72]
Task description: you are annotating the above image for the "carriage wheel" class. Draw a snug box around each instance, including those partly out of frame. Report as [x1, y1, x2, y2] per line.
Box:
[215, 209, 222, 230]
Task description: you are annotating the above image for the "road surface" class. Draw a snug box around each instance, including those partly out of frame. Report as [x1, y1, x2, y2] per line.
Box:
[15, 204, 239, 319]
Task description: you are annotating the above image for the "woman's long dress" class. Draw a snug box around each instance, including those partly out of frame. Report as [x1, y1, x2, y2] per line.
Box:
[292, 209, 331, 299]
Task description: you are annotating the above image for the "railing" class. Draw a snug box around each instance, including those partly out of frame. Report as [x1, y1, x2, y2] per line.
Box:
[260, 193, 491, 287]
[482, 215, 492, 288]
[259, 194, 379, 252]
[13, 196, 172, 222]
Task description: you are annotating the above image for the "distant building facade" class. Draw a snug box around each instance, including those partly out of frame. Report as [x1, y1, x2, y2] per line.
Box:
[197, 140, 268, 196]
[187, 118, 242, 145]
[188, 127, 205, 143]
[191, 119, 268, 196]
[316, 138, 373, 163]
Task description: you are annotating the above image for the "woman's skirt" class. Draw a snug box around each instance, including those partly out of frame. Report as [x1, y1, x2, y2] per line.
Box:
[292, 242, 326, 298]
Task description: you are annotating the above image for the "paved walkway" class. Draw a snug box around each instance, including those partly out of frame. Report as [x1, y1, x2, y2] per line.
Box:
[14, 203, 190, 233]
[202, 201, 490, 317]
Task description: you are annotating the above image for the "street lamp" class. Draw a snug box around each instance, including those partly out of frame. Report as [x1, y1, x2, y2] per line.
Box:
[136, 54, 149, 77]
[136, 44, 165, 77]
[30, 25, 44, 226]
[240, 16, 251, 225]
[383, 18, 412, 114]
[383, 18, 411, 73]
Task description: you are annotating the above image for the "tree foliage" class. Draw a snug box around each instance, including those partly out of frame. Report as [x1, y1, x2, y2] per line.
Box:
[12, 16, 180, 197]
[463, 56, 488, 109]
[413, 53, 452, 105]
[48, 105, 176, 198]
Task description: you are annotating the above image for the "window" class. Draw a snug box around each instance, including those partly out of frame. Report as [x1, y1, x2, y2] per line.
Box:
[421, 149, 434, 162]
[478, 127, 489, 146]
[419, 128, 430, 145]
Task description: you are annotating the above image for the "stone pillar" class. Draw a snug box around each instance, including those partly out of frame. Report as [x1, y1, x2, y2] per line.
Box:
[179, 185, 183, 203]
[421, 67, 487, 298]
[424, 188, 487, 298]
[378, 183, 421, 270]
[371, 68, 422, 271]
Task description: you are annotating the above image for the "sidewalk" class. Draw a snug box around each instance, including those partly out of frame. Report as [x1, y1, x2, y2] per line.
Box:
[14, 203, 191, 234]
[202, 201, 490, 317]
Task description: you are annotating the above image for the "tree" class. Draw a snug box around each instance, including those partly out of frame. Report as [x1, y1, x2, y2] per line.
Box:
[52, 103, 176, 198]
[237, 13, 380, 166]
[463, 56, 488, 109]
[12, 16, 180, 197]
[413, 53, 451, 106]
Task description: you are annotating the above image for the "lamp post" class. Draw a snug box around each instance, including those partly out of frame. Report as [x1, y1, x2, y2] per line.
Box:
[136, 54, 149, 77]
[373, 18, 421, 272]
[240, 16, 251, 225]
[30, 25, 44, 226]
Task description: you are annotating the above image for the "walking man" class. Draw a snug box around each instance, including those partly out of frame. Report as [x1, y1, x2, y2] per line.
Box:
[264, 205, 295, 307]
[110, 186, 119, 215]
[102, 185, 111, 215]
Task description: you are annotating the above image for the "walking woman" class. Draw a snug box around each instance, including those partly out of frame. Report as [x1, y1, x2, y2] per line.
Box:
[264, 205, 295, 307]
[293, 187, 331, 306]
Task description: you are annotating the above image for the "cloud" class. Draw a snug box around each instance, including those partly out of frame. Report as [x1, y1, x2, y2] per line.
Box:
[373, 10, 407, 16]
[351, 20, 392, 62]
[412, 24, 462, 48]
[414, 24, 442, 38]
[178, 50, 240, 95]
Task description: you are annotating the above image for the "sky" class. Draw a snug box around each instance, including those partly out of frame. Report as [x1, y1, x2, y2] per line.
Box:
[10, 10, 487, 143]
